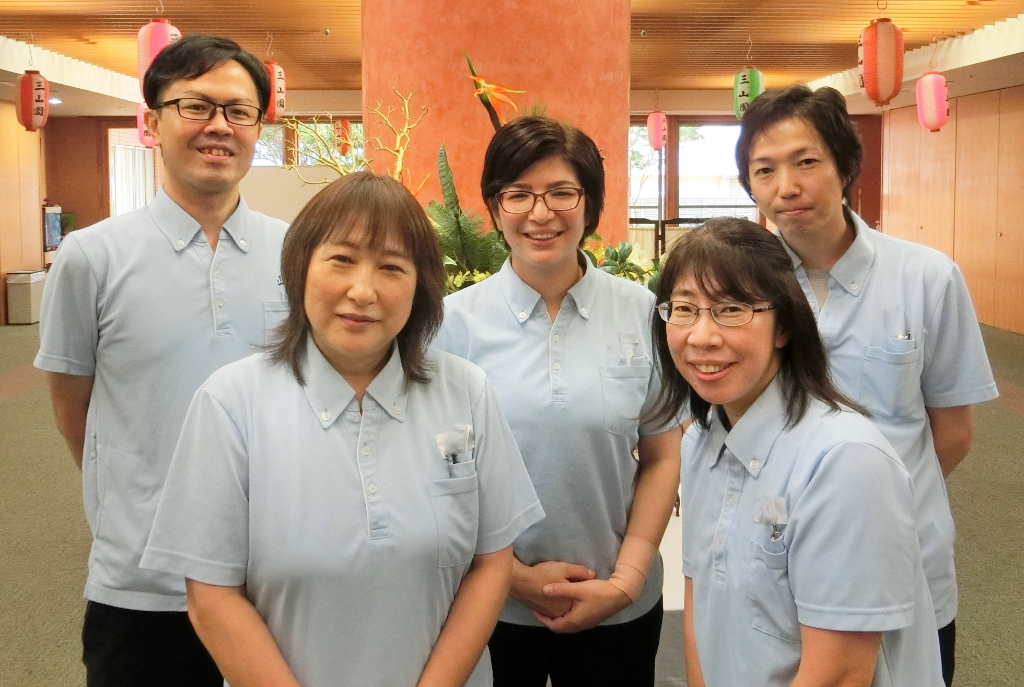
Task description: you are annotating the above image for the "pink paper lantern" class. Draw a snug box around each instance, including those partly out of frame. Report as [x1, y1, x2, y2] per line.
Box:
[137, 104, 156, 148]
[265, 61, 286, 122]
[858, 18, 904, 106]
[137, 19, 182, 89]
[15, 70, 49, 132]
[646, 111, 667, 150]
[916, 72, 949, 132]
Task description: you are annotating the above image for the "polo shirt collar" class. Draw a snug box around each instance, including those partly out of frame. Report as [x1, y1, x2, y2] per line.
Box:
[149, 189, 255, 254]
[706, 375, 788, 477]
[775, 209, 874, 298]
[301, 338, 409, 429]
[499, 251, 597, 324]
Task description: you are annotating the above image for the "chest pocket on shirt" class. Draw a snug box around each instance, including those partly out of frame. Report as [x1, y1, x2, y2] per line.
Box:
[858, 343, 924, 417]
[427, 460, 479, 568]
[600, 365, 650, 435]
[263, 300, 290, 345]
[748, 540, 800, 644]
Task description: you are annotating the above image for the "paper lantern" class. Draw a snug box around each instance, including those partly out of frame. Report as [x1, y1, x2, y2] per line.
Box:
[136, 104, 156, 148]
[137, 19, 182, 89]
[15, 71, 49, 132]
[915, 72, 948, 133]
[858, 18, 904, 106]
[646, 111, 667, 150]
[733, 67, 765, 120]
[265, 61, 286, 122]
[334, 118, 351, 154]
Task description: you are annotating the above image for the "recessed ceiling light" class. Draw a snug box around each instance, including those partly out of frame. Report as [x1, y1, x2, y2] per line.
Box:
[48, 96, 63, 105]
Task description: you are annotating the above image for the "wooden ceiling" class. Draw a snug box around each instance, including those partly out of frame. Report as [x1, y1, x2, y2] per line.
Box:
[1, 0, 1023, 90]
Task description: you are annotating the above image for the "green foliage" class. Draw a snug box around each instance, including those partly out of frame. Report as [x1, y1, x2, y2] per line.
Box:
[427, 144, 508, 291]
[597, 242, 648, 282]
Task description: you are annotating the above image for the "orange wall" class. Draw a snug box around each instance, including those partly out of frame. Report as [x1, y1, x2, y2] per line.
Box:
[362, 0, 631, 242]
[0, 101, 45, 325]
[849, 115, 882, 230]
[44, 116, 135, 231]
[882, 85, 1024, 335]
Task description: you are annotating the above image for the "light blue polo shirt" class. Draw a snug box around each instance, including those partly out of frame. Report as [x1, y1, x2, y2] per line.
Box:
[778, 212, 999, 627]
[34, 189, 288, 611]
[682, 377, 944, 687]
[435, 256, 672, 626]
[141, 342, 544, 687]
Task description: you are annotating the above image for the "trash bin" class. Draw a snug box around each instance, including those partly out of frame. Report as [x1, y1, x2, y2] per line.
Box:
[6, 270, 46, 324]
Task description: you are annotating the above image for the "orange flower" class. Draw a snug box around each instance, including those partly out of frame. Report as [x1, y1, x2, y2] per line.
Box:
[469, 76, 525, 125]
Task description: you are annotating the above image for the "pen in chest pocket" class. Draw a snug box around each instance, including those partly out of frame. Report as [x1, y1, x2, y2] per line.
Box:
[435, 424, 475, 477]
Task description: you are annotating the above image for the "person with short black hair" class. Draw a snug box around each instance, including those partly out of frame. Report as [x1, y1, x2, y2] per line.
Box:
[436, 116, 682, 686]
[736, 84, 998, 686]
[650, 217, 944, 687]
[142, 172, 544, 687]
[35, 34, 286, 686]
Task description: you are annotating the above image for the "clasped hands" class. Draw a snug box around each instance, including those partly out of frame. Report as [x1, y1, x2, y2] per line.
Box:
[510, 560, 633, 634]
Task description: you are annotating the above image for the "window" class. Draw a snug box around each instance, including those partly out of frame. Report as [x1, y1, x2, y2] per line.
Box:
[251, 119, 365, 168]
[108, 131, 156, 216]
[628, 116, 759, 256]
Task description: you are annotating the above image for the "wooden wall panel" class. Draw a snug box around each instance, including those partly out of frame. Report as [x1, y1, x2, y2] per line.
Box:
[953, 91, 1001, 326]
[881, 106, 921, 244]
[995, 86, 1024, 335]
[850, 115, 882, 231]
[918, 98, 957, 259]
[0, 102, 45, 325]
[44, 117, 135, 231]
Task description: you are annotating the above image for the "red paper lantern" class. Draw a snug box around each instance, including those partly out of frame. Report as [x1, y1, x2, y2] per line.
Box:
[334, 118, 351, 154]
[265, 61, 286, 122]
[858, 18, 904, 106]
[646, 111, 667, 150]
[915, 72, 949, 133]
[137, 104, 156, 148]
[137, 19, 182, 89]
[15, 70, 49, 132]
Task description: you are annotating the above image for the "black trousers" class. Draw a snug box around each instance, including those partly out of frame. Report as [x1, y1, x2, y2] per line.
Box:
[82, 601, 222, 687]
[488, 597, 664, 687]
[938, 619, 956, 687]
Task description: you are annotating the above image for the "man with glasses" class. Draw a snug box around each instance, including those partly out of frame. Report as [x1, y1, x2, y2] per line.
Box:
[736, 85, 997, 686]
[35, 34, 287, 686]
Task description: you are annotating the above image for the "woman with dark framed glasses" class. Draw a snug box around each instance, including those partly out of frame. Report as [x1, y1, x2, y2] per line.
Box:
[647, 217, 944, 687]
[435, 116, 681, 686]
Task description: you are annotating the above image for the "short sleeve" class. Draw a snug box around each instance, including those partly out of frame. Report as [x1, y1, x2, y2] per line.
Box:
[921, 265, 998, 408]
[469, 377, 544, 554]
[787, 442, 918, 632]
[34, 235, 99, 376]
[140, 385, 251, 586]
[638, 362, 677, 436]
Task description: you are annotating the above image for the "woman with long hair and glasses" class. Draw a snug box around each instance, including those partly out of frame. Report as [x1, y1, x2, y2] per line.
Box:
[435, 116, 681, 686]
[140, 172, 544, 687]
[647, 217, 944, 687]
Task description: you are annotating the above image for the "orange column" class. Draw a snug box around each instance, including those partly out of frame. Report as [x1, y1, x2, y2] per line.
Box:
[362, 0, 630, 242]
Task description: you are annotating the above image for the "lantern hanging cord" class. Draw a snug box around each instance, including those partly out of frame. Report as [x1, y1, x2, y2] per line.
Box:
[654, 89, 660, 110]
[27, 31, 34, 67]
[876, 0, 887, 14]
[746, 36, 753, 64]
[156, 0, 165, 13]
[929, 37, 939, 69]
[266, 31, 274, 57]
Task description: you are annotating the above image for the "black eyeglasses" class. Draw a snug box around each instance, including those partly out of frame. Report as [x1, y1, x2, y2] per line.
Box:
[156, 98, 263, 126]
[657, 301, 774, 327]
[496, 187, 584, 214]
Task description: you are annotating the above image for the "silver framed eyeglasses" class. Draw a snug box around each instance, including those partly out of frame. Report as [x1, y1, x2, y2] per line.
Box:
[657, 300, 775, 327]
[156, 97, 263, 126]
[496, 187, 584, 214]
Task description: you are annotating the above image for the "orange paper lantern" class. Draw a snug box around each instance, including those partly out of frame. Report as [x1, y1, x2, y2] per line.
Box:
[137, 19, 182, 89]
[858, 18, 904, 106]
[334, 118, 351, 154]
[646, 111, 667, 150]
[265, 61, 286, 122]
[137, 104, 156, 148]
[15, 70, 49, 132]
[915, 72, 949, 132]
